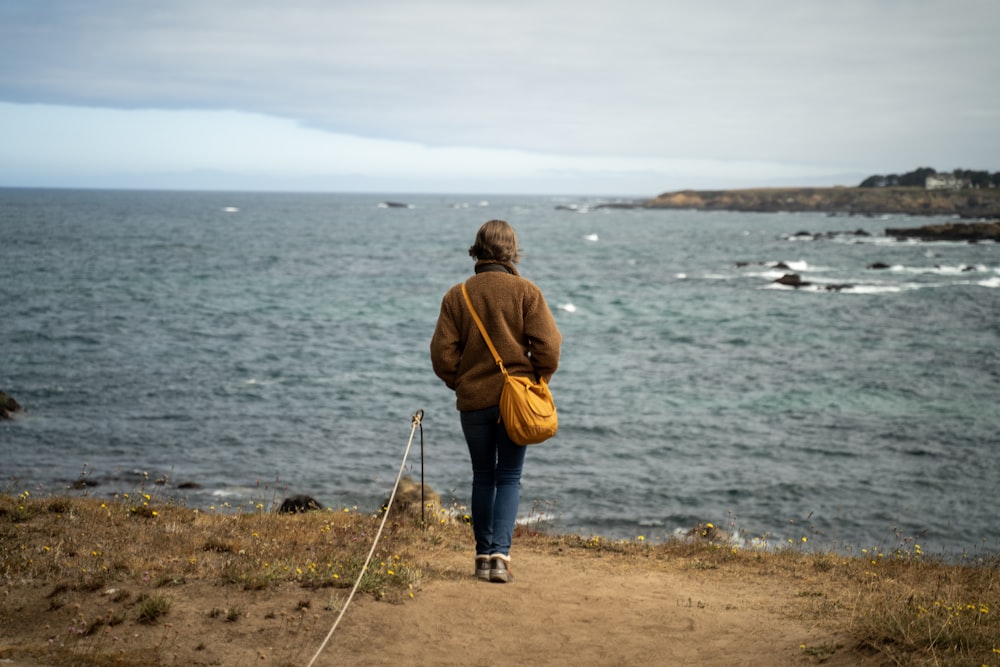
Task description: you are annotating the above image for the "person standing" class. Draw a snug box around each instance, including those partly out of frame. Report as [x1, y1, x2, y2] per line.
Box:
[430, 220, 562, 583]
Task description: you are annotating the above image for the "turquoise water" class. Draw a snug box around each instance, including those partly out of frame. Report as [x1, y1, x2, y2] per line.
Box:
[2, 188, 998, 556]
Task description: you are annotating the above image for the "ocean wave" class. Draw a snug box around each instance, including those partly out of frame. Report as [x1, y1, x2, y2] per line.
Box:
[4, 193, 998, 555]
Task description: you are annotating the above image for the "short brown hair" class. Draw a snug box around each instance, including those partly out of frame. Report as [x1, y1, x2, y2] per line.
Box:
[468, 219, 521, 264]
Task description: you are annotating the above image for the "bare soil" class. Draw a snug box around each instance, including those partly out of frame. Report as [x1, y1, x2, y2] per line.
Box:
[4, 493, 995, 667]
[2, 530, 877, 666]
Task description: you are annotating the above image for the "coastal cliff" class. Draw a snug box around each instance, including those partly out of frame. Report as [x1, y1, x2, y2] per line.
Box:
[644, 186, 1000, 218]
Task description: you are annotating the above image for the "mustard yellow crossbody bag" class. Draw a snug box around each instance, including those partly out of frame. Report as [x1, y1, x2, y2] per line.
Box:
[461, 282, 558, 445]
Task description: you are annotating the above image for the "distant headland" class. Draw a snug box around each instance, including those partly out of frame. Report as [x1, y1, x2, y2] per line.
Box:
[594, 167, 1000, 219]
[642, 186, 1000, 219]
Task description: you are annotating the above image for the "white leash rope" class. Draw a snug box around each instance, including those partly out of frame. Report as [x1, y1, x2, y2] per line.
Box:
[305, 409, 424, 667]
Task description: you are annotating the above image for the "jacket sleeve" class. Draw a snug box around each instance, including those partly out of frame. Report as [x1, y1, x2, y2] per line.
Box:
[430, 289, 462, 390]
[523, 290, 562, 383]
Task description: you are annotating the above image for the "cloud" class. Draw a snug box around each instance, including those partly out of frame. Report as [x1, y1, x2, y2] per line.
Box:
[1, 102, 854, 193]
[1, 1, 997, 192]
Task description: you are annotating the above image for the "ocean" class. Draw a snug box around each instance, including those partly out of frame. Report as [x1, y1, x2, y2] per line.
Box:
[2, 188, 998, 557]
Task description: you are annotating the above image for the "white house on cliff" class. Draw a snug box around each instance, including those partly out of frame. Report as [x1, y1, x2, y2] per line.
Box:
[926, 173, 972, 190]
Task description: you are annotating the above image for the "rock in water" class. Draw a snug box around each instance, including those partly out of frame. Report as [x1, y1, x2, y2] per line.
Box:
[885, 222, 1000, 242]
[0, 391, 22, 419]
[774, 273, 811, 288]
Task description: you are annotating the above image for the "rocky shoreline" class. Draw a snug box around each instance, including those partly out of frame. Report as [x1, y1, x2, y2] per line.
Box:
[885, 221, 1000, 242]
[642, 186, 1000, 219]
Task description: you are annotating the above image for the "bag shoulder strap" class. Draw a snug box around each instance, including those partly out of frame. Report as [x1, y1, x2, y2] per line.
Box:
[461, 282, 509, 377]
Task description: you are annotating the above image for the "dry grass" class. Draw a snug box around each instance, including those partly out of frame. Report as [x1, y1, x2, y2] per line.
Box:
[585, 533, 1000, 666]
[1, 488, 998, 666]
[0, 487, 424, 600]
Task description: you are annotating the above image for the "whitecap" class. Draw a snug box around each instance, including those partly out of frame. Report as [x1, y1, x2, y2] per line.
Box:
[558, 303, 577, 313]
[892, 264, 981, 275]
[841, 284, 905, 294]
[978, 277, 1000, 288]
[222, 206, 239, 213]
[210, 488, 257, 499]
[583, 233, 599, 242]
[675, 273, 687, 280]
[771, 260, 809, 272]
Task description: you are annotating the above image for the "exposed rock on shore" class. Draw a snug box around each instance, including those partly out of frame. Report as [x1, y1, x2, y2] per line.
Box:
[645, 187, 1000, 218]
[278, 494, 324, 513]
[0, 391, 22, 419]
[885, 221, 1000, 242]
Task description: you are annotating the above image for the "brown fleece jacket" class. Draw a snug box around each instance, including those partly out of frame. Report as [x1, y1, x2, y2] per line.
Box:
[430, 265, 562, 412]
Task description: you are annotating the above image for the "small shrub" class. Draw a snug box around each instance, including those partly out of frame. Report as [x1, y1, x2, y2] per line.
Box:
[136, 594, 171, 624]
[203, 537, 234, 553]
[46, 498, 73, 514]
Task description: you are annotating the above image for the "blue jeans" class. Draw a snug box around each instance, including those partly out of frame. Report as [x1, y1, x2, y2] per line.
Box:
[460, 406, 526, 557]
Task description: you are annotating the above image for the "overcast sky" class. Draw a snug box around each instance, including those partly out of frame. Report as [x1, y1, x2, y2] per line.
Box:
[1, 1, 997, 195]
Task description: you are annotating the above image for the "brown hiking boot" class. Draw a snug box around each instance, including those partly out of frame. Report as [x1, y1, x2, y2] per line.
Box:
[475, 555, 491, 581]
[489, 554, 513, 583]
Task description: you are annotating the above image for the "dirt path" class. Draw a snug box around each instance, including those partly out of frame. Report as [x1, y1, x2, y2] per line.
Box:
[2, 539, 882, 666]
[306, 550, 867, 666]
